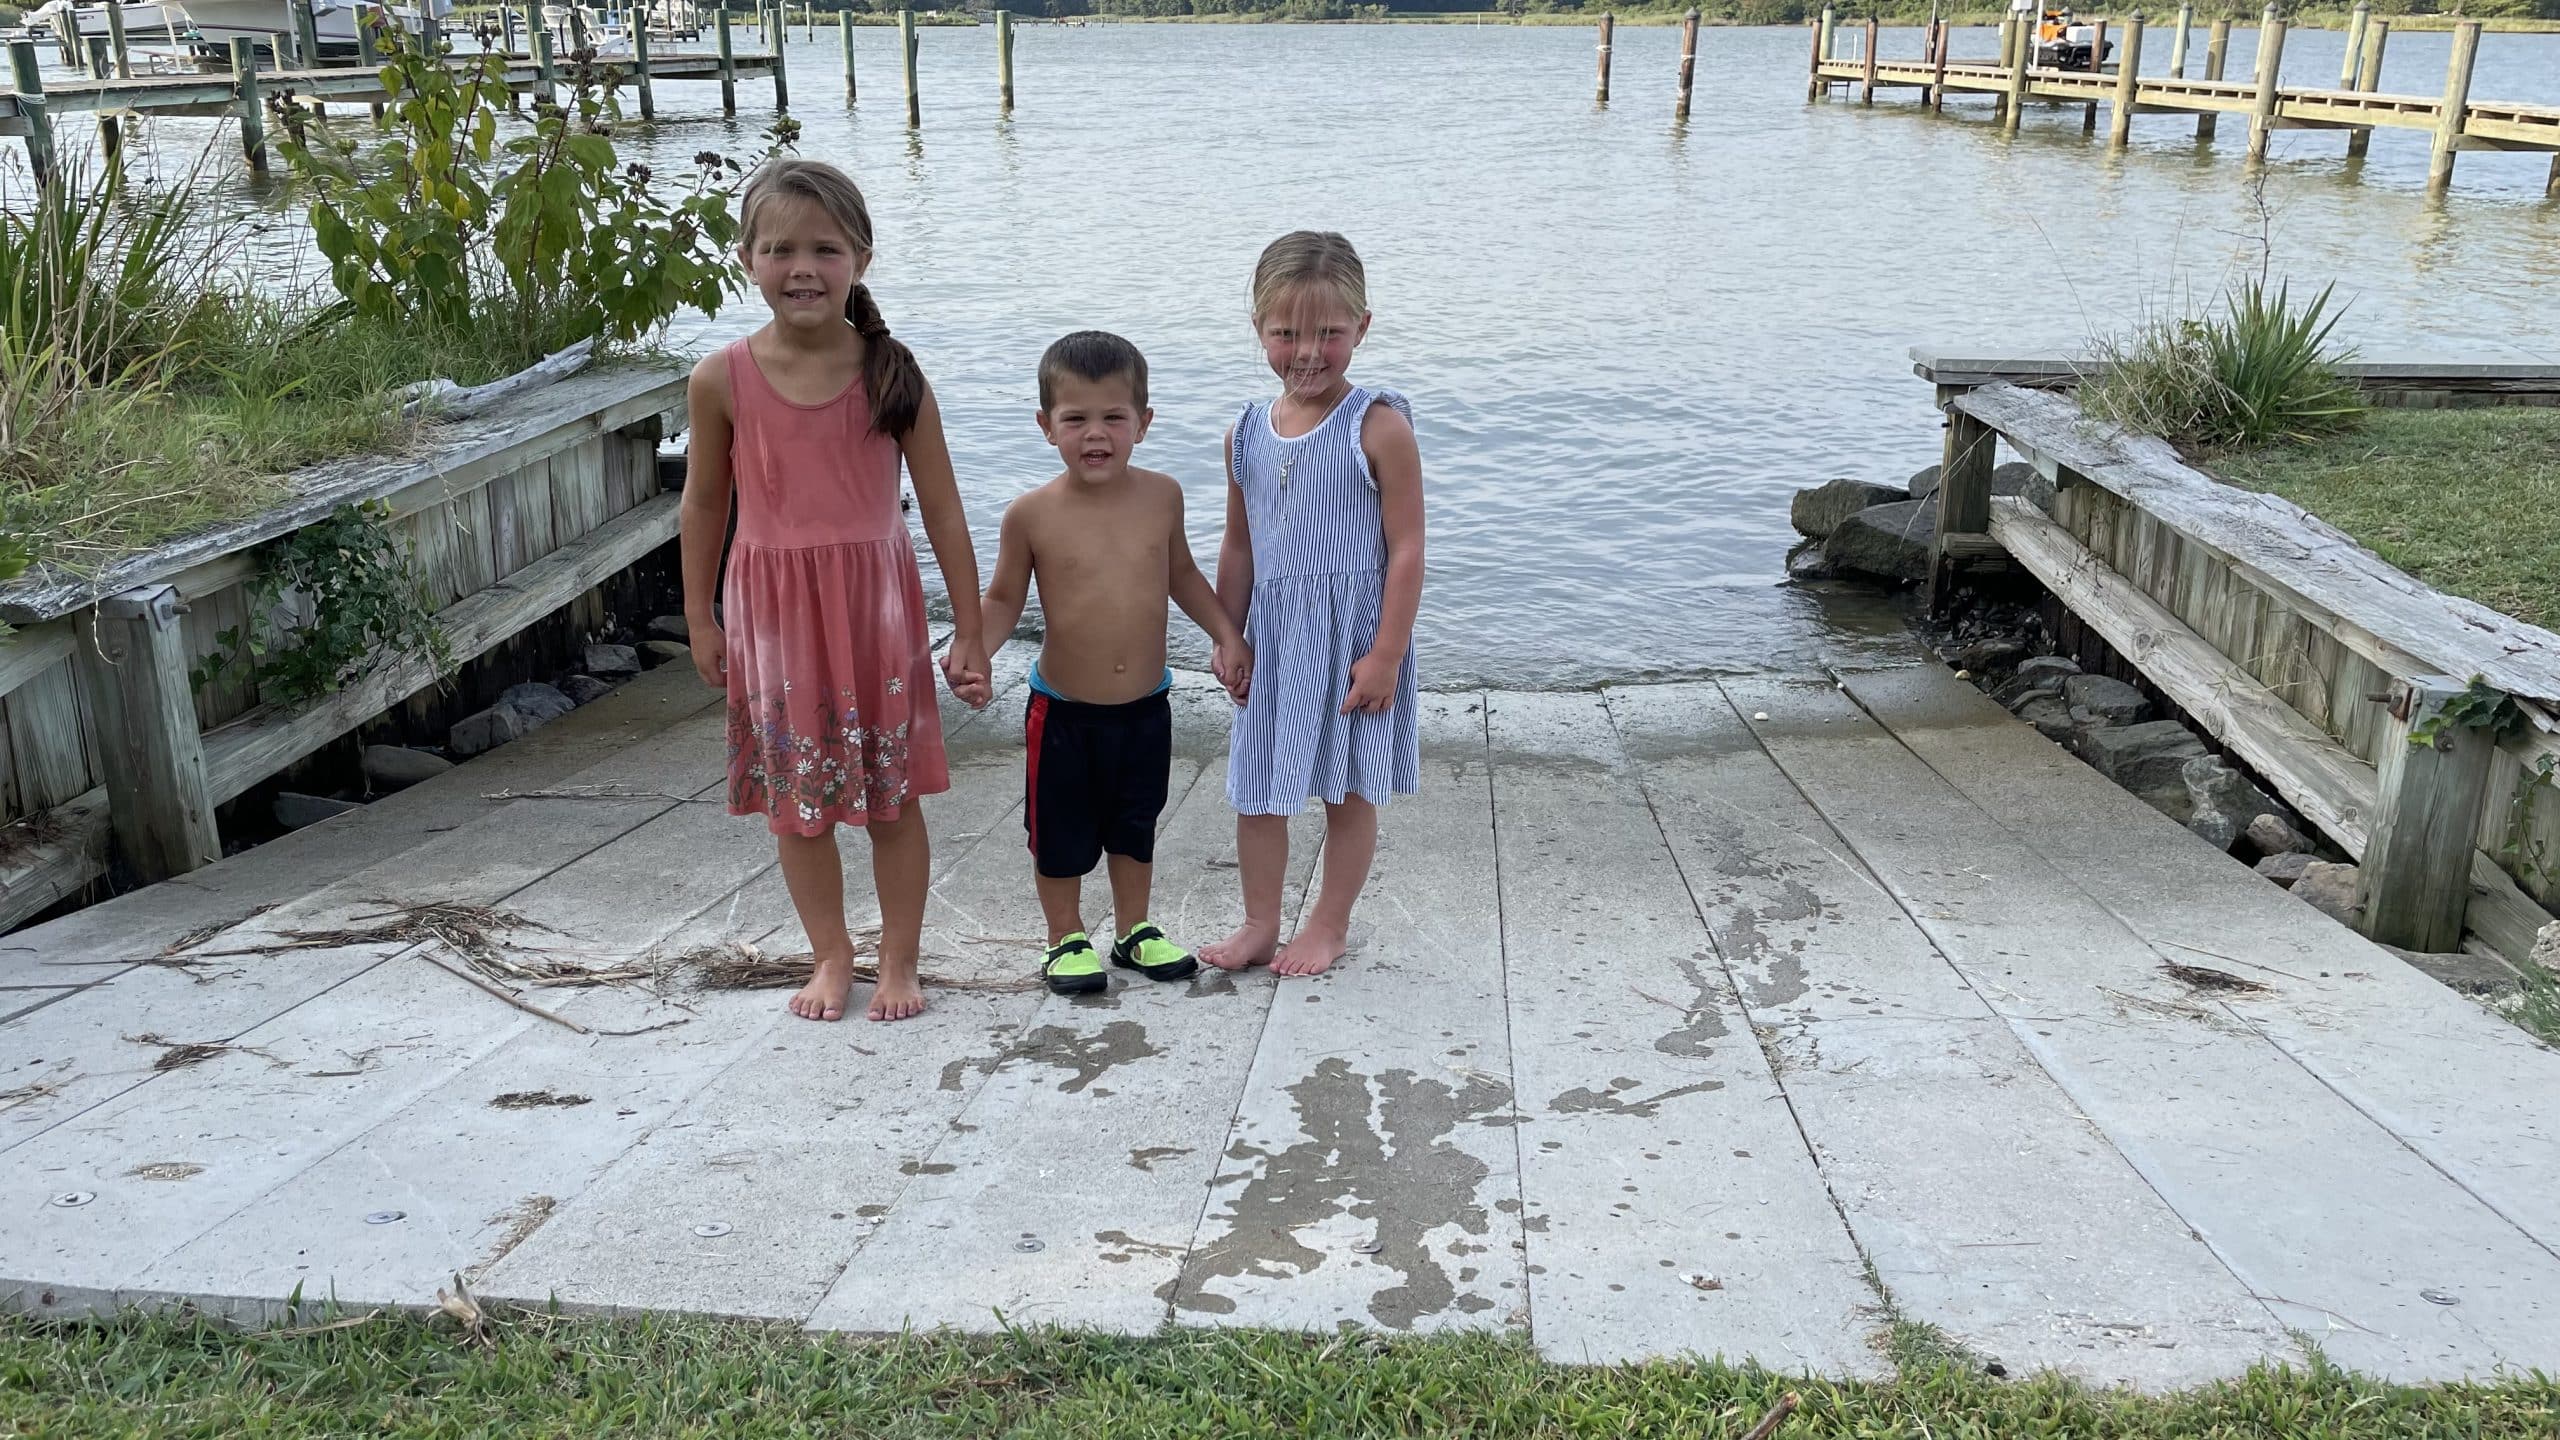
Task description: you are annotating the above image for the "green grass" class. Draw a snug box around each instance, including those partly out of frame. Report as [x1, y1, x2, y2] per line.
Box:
[2207, 408, 2560, 635]
[3, 1310, 2559, 1437]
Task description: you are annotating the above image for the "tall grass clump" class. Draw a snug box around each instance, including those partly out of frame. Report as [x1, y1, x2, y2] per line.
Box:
[2081, 278, 2367, 451]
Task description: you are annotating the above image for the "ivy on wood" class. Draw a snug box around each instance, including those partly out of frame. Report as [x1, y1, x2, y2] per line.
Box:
[193, 502, 451, 708]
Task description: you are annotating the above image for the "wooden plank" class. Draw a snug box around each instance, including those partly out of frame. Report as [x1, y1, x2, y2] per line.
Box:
[1992, 501, 2377, 852]
[443, 483, 498, 602]
[0, 622, 75, 702]
[202, 491, 683, 807]
[2365, 678, 2501, 953]
[4, 662, 91, 813]
[480, 746, 1054, 1321]
[74, 585, 219, 882]
[0, 367, 683, 626]
[0, 790, 108, 933]
[485, 474, 526, 580]
[517, 454, 560, 565]
[1838, 663, 2560, 1261]
[806, 767, 1325, 1336]
[1957, 384, 2560, 705]
[1487, 692, 1883, 1374]
[1608, 682, 2288, 1389]
[1736, 672, 2560, 1382]
[1172, 695, 1526, 1335]
[182, 585, 257, 732]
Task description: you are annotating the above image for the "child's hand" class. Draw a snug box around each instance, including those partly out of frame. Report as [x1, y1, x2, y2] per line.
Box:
[1340, 651, 1398, 716]
[692, 626, 727, 689]
[942, 637, 992, 710]
[1213, 639, 1254, 705]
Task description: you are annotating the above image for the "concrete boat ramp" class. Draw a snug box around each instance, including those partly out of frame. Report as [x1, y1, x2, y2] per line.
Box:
[5, 648, 2559, 1391]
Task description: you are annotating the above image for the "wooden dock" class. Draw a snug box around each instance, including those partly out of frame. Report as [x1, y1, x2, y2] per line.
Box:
[1810, 4, 2560, 196]
[6, 651, 2560, 1384]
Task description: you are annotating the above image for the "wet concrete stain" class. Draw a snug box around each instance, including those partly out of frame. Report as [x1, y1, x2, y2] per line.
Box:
[490, 1090, 592, 1110]
[1654, 952, 1731, 1059]
[1094, 1229, 1185, 1266]
[1191, 970, 1240, 999]
[1168, 1056, 1513, 1329]
[938, 1050, 1004, 1093]
[1721, 904, 1815, 1010]
[1008, 1020, 1163, 1094]
[899, 1160, 957, 1176]
[1547, 1075, 1726, 1119]
[1129, 1146, 1194, 1173]
[125, 1162, 203, 1181]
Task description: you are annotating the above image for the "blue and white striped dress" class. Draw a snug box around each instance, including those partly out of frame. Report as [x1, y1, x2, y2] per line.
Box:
[1225, 384, 1421, 816]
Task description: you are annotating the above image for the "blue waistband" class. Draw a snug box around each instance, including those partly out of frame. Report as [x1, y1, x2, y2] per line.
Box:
[1030, 659, 1172, 702]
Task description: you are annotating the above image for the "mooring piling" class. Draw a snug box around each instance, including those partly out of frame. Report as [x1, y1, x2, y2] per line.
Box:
[767, 2, 788, 112]
[7, 41, 52, 188]
[229, 36, 267, 171]
[2341, 0, 2369, 87]
[2198, 17, 2229, 140]
[2347, 17, 2387, 157]
[2429, 20, 2481, 195]
[840, 11, 857, 100]
[1597, 13, 1613, 105]
[634, 19, 656, 117]
[1859, 15, 1877, 106]
[104, 0, 132, 79]
[997, 8, 1013, 111]
[2110, 13, 2144, 147]
[899, 8, 919, 127]
[1678, 10, 1701, 119]
[2247, 5, 2286, 161]
[716, 6, 738, 113]
[2167, 2, 2191, 76]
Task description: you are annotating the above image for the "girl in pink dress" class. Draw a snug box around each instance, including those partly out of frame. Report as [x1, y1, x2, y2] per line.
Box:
[680, 159, 992, 1024]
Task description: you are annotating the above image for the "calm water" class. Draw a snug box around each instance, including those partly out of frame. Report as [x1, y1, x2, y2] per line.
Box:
[21, 22, 2560, 685]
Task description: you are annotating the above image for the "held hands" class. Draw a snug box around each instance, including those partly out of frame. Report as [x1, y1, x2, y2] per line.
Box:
[1212, 639, 1254, 706]
[1341, 650, 1399, 716]
[692, 626, 727, 689]
[941, 636, 993, 710]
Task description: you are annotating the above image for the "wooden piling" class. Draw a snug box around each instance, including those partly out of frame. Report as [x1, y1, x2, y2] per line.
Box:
[531, 4, 558, 104]
[1858, 15, 1876, 106]
[2340, 0, 2368, 87]
[1818, 3, 1835, 64]
[7, 42, 52, 187]
[768, 1, 788, 112]
[2197, 17, 2227, 140]
[2428, 21, 2479, 194]
[1931, 19, 1951, 110]
[2347, 18, 2386, 158]
[716, 6, 737, 114]
[2084, 18, 2106, 134]
[2247, 8, 2285, 162]
[899, 8, 918, 127]
[634, 17, 655, 117]
[87, 37, 123, 164]
[421, 7, 442, 56]
[78, 586, 223, 884]
[997, 8, 1012, 111]
[502, 3, 519, 56]
[104, 0, 132, 79]
[2167, 1, 2190, 76]
[1599, 13, 1614, 105]
[2362, 675, 2498, 953]
[840, 10, 857, 100]
[231, 36, 267, 171]
[2110, 13, 2142, 147]
[291, 0, 322, 71]
[2004, 13, 2030, 132]
[356, 7, 385, 121]
[1928, 395, 1995, 613]
[2548, 153, 2559, 200]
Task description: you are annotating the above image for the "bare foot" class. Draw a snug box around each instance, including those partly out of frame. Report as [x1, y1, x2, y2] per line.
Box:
[867, 951, 926, 1022]
[1272, 920, 1349, 977]
[1199, 920, 1281, 972]
[789, 950, 856, 1022]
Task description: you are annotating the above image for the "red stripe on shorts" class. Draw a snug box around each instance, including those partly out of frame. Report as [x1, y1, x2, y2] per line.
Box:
[1024, 693, 1048, 855]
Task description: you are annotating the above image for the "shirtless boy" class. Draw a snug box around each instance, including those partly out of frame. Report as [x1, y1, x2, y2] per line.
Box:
[979, 332, 1254, 996]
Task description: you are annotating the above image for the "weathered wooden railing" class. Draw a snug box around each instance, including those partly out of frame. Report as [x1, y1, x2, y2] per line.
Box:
[0, 363, 687, 931]
[1916, 350, 2560, 962]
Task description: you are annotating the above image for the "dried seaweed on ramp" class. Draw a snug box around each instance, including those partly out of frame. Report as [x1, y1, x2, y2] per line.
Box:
[2158, 961, 2272, 995]
[676, 939, 1043, 994]
[124, 1033, 278, 1072]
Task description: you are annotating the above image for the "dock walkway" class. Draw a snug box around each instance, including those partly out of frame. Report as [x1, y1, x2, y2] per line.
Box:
[6, 646, 2558, 1389]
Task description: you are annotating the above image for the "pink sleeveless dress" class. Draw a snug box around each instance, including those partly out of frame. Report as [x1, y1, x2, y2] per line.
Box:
[722, 338, 948, 835]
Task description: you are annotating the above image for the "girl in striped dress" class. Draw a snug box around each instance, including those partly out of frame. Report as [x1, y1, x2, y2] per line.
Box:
[1200, 232, 1425, 979]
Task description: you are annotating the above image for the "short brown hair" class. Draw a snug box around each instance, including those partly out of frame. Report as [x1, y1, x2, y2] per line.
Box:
[1038, 331, 1149, 412]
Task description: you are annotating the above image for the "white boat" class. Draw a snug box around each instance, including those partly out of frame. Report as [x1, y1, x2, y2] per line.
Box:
[176, 0, 450, 56]
[25, 1, 186, 43]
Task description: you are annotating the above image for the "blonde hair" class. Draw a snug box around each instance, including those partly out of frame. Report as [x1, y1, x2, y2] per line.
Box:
[1251, 231, 1368, 323]
[737, 159, 924, 437]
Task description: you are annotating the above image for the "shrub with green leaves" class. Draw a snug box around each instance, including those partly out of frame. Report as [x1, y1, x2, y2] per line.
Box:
[2082, 279, 2367, 451]
[275, 19, 777, 365]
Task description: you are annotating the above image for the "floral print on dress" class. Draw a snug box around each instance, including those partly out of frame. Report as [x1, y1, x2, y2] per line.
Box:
[727, 683, 915, 830]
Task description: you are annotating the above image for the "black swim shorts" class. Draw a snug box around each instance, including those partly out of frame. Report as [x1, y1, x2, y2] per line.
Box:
[1024, 688, 1173, 879]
